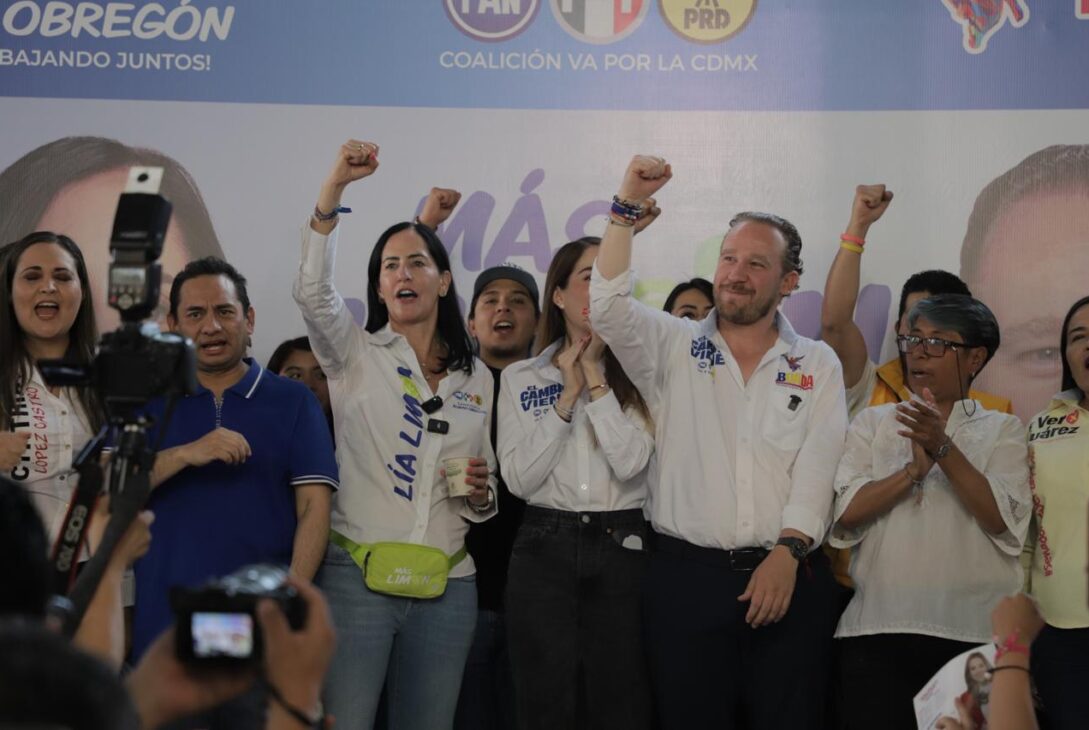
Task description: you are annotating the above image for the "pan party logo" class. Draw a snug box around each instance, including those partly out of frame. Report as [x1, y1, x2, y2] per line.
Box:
[550, 0, 650, 44]
[658, 0, 757, 44]
[444, 0, 542, 42]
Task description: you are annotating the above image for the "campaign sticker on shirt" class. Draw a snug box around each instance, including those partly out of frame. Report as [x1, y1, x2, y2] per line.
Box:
[774, 354, 813, 390]
[451, 390, 487, 415]
[520, 383, 561, 419]
[1028, 411, 1081, 442]
[690, 335, 725, 373]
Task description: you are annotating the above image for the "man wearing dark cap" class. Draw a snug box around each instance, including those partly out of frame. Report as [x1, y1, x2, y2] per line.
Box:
[456, 263, 539, 730]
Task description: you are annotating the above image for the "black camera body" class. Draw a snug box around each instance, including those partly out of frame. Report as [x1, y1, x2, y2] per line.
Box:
[171, 564, 307, 666]
[39, 166, 198, 420]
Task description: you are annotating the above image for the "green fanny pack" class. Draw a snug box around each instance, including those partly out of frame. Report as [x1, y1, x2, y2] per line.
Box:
[329, 530, 467, 599]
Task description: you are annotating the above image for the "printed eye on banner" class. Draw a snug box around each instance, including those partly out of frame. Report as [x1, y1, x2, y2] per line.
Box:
[939, 0, 1030, 54]
[444, 0, 542, 42]
[551, 0, 650, 44]
[658, 0, 758, 44]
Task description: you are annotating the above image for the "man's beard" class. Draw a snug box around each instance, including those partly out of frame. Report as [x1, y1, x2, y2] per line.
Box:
[716, 286, 778, 325]
[481, 341, 530, 360]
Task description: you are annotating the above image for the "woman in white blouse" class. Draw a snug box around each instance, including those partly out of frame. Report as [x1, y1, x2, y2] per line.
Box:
[295, 141, 497, 730]
[0, 231, 103, 549]
[499, 237, 655, 730]
[829, 294, 1031, 730]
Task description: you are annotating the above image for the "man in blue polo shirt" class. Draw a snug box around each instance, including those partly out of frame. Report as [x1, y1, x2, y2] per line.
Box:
[132, 257, 337, 729]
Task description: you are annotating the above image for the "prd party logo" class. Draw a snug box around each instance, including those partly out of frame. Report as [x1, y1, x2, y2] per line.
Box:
[940, 0, 1029, 54]
[445, 0, 542, 42]
[658, 0, 757, 44]
[550, 0, 650, 44]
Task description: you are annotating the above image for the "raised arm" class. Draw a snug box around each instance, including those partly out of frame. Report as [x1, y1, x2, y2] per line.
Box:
[820, 184, 893, 387]
[293, 140, 380, 376]
[312, 140, 379, 236]
[590, 156, 685, 404]
[596, 155, 672, 281]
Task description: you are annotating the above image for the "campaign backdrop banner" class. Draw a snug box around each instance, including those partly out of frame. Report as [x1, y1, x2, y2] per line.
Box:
[2, 0, 1088, 421]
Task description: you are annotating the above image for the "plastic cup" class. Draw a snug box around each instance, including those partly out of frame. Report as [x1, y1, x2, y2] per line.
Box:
[443, 456, 475, 498]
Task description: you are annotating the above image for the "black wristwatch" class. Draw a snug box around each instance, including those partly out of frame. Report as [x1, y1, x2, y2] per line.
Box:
[775, 537, 808, 562]
[933, 437, 953, 460]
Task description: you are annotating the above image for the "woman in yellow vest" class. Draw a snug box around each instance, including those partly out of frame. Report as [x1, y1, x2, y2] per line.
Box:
[1025, 294, 1089, 730]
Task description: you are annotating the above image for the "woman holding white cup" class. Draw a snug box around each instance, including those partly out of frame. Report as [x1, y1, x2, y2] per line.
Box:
[498, 235, 657, 730]
[294, 139, 497, 730]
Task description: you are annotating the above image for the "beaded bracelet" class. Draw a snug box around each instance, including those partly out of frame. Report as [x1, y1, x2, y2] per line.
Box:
[611, 195, 643, 223]
[313, 204, 352, 222]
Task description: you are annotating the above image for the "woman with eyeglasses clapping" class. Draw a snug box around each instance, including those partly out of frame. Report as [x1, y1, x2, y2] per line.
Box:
[829, 294, 1032, 730]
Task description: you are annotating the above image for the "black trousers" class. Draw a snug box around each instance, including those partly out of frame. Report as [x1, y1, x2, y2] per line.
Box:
[642, 534, 839, 730]
[1034, 624, 1089, 730]
[506, 506, 653, 730]
[838, 633, 978, 730]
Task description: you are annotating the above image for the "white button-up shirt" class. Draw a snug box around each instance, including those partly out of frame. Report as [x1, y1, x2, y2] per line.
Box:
[589, 266, 847, 549]
[7, 367, 94, 546]
[498, 340, 654, 512]
[830, 401, 1031, 642]
[294, 224, 497, 578]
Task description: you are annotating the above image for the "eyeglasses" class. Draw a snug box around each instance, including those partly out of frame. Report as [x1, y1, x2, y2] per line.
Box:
[896, 335, 977, 357]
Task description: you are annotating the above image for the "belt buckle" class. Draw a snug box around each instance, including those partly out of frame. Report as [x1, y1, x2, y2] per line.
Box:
[729, 549, 761, 572]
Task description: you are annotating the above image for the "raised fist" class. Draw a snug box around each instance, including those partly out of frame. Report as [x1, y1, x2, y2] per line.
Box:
[847, 184, 893, 236]
[617, 155, 672, 205]
[324, 139, 380, 190]
[418, 187, 462, 229]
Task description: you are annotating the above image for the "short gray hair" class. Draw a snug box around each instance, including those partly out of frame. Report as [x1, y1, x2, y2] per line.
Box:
[907, 294, 1001, 370]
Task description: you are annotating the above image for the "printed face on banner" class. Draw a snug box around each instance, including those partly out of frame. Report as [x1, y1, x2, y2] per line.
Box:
[965, 189, 1089, 420]
[34, 167, 190, 333]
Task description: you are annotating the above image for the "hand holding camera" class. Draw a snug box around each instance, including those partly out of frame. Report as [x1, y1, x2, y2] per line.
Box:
[128, 568, 335, 729]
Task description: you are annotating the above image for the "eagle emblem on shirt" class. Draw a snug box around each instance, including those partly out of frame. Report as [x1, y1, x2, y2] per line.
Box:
[782, 354, 805, 372]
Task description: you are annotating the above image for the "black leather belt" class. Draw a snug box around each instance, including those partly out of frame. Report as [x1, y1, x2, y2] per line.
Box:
[653, 532, 769, 572]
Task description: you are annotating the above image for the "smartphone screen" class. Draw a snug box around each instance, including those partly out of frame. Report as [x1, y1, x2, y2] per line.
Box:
[191, 612, 254, 659]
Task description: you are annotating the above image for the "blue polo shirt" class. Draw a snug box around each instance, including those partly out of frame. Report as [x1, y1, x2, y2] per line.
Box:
[131, 359, 338, 659]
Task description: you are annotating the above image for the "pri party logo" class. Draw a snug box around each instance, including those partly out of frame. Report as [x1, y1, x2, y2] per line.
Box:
[940, 0, 1029, 53]
[550, 0, 650, 44]
[658, 0, 757, 44]
[444, 0, 542, 42]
